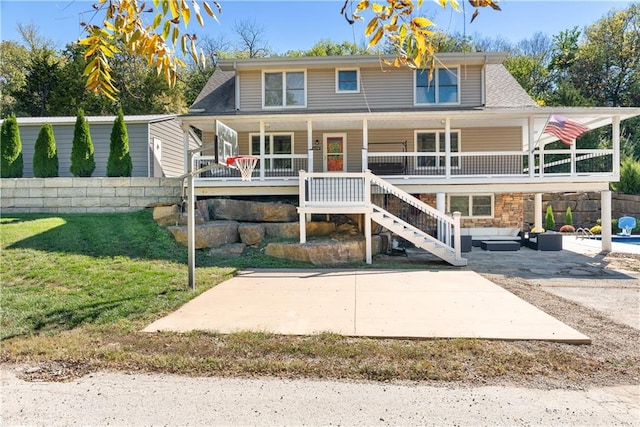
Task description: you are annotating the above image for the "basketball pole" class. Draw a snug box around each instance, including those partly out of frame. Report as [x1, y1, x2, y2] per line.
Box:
[188, 170, 196, 290]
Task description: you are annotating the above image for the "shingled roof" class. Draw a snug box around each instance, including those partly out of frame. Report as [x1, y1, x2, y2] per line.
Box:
[485, 64, 539, 109]
[187, 62, 538, 114]
[189, 69, 236, 113]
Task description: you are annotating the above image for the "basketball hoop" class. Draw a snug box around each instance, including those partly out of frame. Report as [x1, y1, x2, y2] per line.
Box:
[226, 156, 258, 181]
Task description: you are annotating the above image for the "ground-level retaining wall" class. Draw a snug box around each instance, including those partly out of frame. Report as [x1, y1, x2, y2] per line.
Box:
[524, 192, 640, 229]
[0, 178, 183, 214]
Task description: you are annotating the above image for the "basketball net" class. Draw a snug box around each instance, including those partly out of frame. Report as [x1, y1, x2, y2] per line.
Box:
[226, 156, 258, 181]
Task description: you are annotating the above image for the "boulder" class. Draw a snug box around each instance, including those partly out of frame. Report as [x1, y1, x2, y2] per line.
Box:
[210, 199, 297, 222]
[265, 235, 382, 265]
[153, 204, 180, 226]
[196, 199, 210, 222]
[238, 223, 265, 245]
[264, 221, 336, 239]
[209, 243, 246, 257]
[168, 221, 239, 249]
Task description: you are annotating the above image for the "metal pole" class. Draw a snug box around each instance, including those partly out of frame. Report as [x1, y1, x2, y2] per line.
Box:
[187, 158, 196, 290]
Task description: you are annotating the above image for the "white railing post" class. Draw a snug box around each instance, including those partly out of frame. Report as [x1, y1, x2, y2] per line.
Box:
[570, 143, 576, 176]
[299, 171, 307, 243]
[444, 118, 451, 179]
[307, 120, 314, 173]
[612, 116, 621, 178]
[528, 116, 535, 178]
[364, 170, 372, 206]
[259, 121, 266, 180]
[453, 211, 461, 261]
[362, 118, 369, 172]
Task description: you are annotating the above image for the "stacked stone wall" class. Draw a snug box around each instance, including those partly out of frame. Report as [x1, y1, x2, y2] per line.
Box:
[0, 177, 182, 214]
[523, 192, 640, 229]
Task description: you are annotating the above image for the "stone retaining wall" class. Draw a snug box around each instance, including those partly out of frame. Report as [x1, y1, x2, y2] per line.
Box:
[523, 192, 640, 229]
[0, 177, 182, 214]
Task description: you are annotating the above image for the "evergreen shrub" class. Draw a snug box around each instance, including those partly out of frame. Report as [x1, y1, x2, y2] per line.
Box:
[1, 115, 23, 178]
[33, 124, 59, 177]
[70, 109, 95, 177]
[107, 109, 132, 177]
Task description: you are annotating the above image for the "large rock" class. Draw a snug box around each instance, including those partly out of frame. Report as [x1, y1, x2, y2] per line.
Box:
[168, 221, 239, 249]
[238, 223, 265, 245]
[209, 243, 246, 257]
[265, 235, 382, 265]
[196, 199, 210, 222]
[264, 221, 336, 239]
[210, 199, 297, 222]
[153, 204, 180, 226]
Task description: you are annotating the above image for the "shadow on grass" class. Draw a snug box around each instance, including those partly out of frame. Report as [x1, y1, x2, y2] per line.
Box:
[3, 211, 191, 263]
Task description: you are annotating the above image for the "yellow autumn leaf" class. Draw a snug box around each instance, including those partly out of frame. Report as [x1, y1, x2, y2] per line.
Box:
[365, 17, 379, 36]
[368, 27, 384, 47]
[181, 0, 190, 27]
[411, 17, 433, 28]
[371, 3, 385, 13]
[169, 0, 179, 18]
[355, 1, 370, 13]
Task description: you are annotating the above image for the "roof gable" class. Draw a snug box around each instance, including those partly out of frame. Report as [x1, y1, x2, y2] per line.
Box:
[485, 64, 539, 109]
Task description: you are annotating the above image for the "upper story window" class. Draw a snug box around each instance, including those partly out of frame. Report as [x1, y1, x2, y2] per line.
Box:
[336, 69, 359, 93]
[263, 71, 306, 108]
[415, 67, 460, 105]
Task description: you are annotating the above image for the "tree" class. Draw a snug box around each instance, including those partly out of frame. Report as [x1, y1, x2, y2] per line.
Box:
[107, 109, 133, 177]
[16, 47, 61, 117]
[564, 207, 573, 226]
[33, 123, 59, 177]
[80, 0, 500, 99]
[612, 157, 640, 195]
[0, 41, 29, 117]
[233, 19, 271, 58]
[0, 115, 23, 178]
[70, 109, 96, 177]
[545, 205, 556, 231]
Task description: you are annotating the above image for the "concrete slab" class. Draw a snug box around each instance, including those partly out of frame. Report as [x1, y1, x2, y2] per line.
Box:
[144, 269, 590, 343]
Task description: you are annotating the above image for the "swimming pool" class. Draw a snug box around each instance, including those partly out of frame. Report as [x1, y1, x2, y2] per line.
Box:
[594, 236, 640, 246]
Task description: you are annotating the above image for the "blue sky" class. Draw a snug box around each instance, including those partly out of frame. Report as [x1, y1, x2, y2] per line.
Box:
[0, 1, 635, 53]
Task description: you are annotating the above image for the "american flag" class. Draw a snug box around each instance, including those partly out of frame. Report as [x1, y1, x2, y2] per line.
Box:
[543, 115, 589, 146]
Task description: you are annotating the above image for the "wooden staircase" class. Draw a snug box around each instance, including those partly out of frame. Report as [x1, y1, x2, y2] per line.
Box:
[298, 170, 467, 266]
[371, 208, 467, 266]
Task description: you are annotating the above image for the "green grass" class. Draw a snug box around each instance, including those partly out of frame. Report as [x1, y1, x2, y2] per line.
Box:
[0, 211, 236, 339]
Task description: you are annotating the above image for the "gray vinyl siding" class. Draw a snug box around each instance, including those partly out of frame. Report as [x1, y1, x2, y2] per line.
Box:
[149, 118, 190, 177]
[461, 127, 521, 152]
[18, 122, 150, 178]
[237, 65, 484, 111]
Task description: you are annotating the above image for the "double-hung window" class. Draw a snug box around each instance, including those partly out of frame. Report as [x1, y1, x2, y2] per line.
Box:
[336, 69, 359, 93]
[415, 130, 460, 168]
[448, 194, 494, 218]
[263, 71, 306, 108]
[250, 133, 294, 170]
[415, 67, 459, 105]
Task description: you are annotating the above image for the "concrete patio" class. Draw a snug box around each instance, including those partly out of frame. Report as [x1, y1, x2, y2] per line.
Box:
[144, 269, 590, 343]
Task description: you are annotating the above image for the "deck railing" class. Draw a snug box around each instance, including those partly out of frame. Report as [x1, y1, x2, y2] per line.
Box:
[192, 148, 614, 182]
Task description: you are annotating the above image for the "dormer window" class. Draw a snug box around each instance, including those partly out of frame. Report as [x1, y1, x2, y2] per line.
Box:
[336, 69, 359, 93]
[415, 67, 460, 105]
[263, 71, 306, 108]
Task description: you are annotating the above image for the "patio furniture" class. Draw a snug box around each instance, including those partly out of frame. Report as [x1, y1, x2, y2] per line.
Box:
[480, 241, 520, 251]
[618, 216, 637, 236]
[525, 232, 563, 251]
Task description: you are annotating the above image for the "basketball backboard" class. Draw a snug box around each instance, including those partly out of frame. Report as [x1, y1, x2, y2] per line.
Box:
[215, 120, 238, 165]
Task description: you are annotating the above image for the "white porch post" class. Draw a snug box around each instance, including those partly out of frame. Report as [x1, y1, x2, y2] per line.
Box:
[187, 155, 195, 289]
[453, 212, 462, 262]
[299, 171, 307, 244]
[534, 193, 543, 231]
[362, 118, 369, 172]
[307, 120, 314, 173]
[444, 118, 451, 179]
[613, 116, 621, 178]
[436, 192, 446, 241]
[259, 121, 266, 180]
[364, 171, 372, 263]
[540, 141, 545, 177]
[528, 116, 535, 178]
[601, 190, 612, 252]
[182, 124, 192, 175]
[570, 139, 576, 176]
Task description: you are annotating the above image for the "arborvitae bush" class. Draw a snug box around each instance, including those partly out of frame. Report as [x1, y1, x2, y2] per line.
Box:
[564, 206, 573, 226]
[545, 205, 556, 231]
[107, 109, 132, 177]
[33, 124, 59, 177]
[70, 109, 95, 177]
[614, 157, 640, 195]
[1, 115, 23, 178]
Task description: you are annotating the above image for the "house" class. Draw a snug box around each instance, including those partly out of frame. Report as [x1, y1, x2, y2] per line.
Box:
[178, 53, 640, 265]
[14, 114, 196, 178]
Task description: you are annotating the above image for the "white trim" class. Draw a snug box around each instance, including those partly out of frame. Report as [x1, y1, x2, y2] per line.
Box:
[335, 68, 360, 93]
[414, 66, 461, 106]
[249, 132, 296, 171]
[323, 133, 348, 172]
[447, 193, 494, 219]
[262, 70, 307, 109]
[235, 74, 240, 111]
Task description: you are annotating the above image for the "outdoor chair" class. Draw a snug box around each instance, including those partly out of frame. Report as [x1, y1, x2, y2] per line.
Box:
[617, 216, 637, 236]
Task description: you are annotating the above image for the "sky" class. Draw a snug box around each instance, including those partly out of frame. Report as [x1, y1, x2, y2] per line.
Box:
[0, 0, 635, 53]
